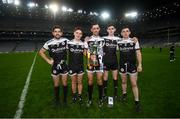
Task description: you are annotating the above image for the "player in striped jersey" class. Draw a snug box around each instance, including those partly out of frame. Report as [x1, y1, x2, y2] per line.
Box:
[39, 25, 69, 106]
[84, 23, 104, 107]
[118, 27, 142, 112]
[102, 24, 120, 100]
[67, 27, 86, 104]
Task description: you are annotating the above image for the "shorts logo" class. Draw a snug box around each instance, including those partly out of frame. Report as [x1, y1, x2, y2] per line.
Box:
[121, 68, 124, 72]
[53, 70, 57, 74]
[62, 42, 65, 45]
[70, 48, 74, 52]
[69, 70, 72, 74]
[132, 70, 136, 73]
[79, 71, 83, 74]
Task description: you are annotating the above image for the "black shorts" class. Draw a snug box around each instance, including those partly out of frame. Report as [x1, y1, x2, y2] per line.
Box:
[119, 62, 137, 74]
[68, 64, 84, 76]
[104, 62, 118, 71]
[51, 62, 68, 76]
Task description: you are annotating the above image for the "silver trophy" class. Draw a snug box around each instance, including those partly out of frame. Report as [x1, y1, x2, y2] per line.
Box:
[88, 40, 104, 67]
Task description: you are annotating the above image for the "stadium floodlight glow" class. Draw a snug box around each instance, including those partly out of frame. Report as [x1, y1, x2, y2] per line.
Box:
[125, 11, 138, 18]
[2, 0, 7, 4]
[94, 12, 99, 16]
[77, 9, 83, 13]
[67, 8, 73, 12]
[45, 4, 49, 9]
[14, 0, 20, 6]
[101, 11, 110, 20]
[90, 11, 93, 15]
[62, 6, 67, 12]
[7, 0, 13, 4]
[49, 3, 59, 13]
[27, 2, 36, 8]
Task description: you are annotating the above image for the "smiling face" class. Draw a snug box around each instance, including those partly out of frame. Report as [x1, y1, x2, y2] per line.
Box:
[74, 29, 83, 41]
[121, 28, 131, 39]
[52, 28, 63, 39]
[91, 24, 100, 36]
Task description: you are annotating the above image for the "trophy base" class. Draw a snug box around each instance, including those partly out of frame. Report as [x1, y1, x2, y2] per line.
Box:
[107, 96, 114, 108]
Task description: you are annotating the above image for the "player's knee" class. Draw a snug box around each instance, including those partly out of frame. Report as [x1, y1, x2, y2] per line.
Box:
[53, 80, 59, 87]
[72, 79, 76, 83]
[62, 81, 67, 86]
[131, 82, 137, 87]
[97, 78, 103, 85]
[88, 79, 93, 85]
[113, 78, 118, 80]
[78, 80, 82, 84]
[122, 80, 126, 84]
[54, 83, 59, 87]
[72, 81, 76, 85]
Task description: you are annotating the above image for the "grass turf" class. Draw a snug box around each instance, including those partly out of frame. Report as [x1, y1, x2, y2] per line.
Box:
[0, 48, 180, 117]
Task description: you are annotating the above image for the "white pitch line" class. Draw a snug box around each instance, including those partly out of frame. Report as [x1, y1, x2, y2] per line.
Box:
[14, 52, 38, 119]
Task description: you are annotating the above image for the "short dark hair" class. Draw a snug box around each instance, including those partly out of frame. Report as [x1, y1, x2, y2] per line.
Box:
[52, 25, 63, 32]
[107, 23, 116, 28]
[121, 26, 131, 32]
[73, 27, 83, 33]
[91, 22, 100, 28]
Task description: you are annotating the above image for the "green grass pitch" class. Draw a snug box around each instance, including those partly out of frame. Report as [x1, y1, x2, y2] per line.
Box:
[0, 48, 180, 118]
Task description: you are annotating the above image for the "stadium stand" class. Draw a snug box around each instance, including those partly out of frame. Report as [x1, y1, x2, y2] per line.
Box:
[0, 41, 16, 52]
[0, 1, 180, 53]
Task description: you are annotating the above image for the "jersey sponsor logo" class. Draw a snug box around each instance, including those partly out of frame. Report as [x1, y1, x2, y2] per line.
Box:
[120, 46, 134, 51]
[70, 48, 84, 53]
[51, 47, 66, 52]
[106, 43, 117, 47]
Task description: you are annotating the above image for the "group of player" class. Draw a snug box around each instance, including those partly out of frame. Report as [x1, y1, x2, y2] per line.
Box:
[39, 23, 142, 112]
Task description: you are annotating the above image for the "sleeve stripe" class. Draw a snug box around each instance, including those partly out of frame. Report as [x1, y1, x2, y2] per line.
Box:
[43, 46, 48, 50]
[136, 48, 141, 50]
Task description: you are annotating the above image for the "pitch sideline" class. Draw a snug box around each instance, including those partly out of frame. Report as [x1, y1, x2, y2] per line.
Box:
[14, 52, 38, 119]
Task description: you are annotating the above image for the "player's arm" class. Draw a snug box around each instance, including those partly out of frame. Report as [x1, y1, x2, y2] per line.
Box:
[83, 36, 89, 56]
[132, 37, 138, 43]
[39, 48, 54, 65]
[84, 36, 90, 42]
[136, 49, 142, 72]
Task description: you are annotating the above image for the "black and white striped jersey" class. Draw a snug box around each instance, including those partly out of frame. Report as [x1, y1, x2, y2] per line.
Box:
[103, 36, 121, 63]
[67, 39, 85, 66]
[117, 38, 140, 64]
[43, 37, 69, 63]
